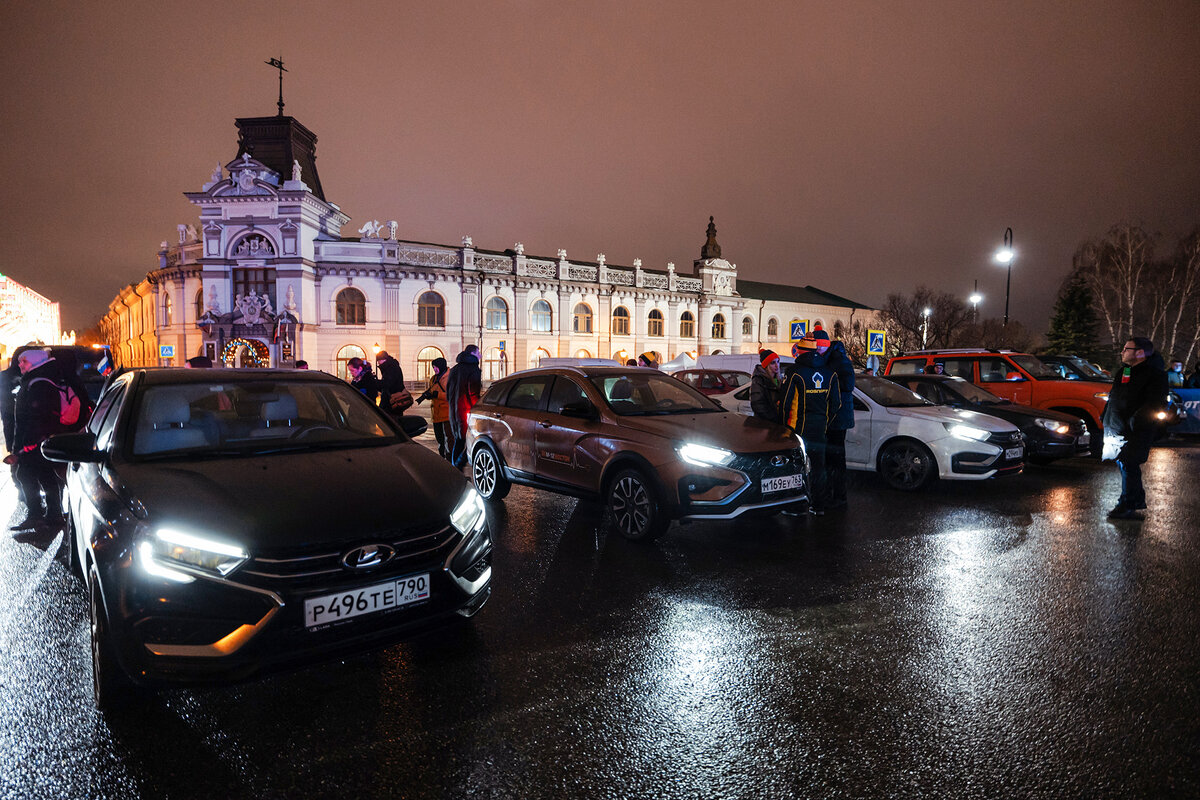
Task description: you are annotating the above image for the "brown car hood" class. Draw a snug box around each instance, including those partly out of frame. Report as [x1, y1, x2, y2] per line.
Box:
[610, 411, 797, 454]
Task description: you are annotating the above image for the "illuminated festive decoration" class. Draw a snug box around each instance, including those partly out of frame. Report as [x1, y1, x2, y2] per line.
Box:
[222, 337, 270, 367]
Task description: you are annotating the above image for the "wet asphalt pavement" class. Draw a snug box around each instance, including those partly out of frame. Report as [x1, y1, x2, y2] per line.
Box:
[1, 439, 1199, 800]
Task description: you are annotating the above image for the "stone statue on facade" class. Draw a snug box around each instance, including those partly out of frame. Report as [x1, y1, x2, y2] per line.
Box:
[462, 235, 474, 248]
[235, 290, 274, 325]
[357, 220, 384, 238]
[387, 220, 398, 240]
[292, 160, 302, 182]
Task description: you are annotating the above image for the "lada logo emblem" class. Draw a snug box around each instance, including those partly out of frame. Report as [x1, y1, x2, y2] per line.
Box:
[771, 454, 789, 467]
[341, 544, 395, 572]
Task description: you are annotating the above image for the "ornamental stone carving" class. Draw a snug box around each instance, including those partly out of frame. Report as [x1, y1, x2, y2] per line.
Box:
[357, 220, 384, 239]
[233, 234, 275, 258]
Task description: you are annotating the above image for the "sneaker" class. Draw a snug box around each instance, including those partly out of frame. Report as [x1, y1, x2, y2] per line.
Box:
[1107, 504, 1139, 520]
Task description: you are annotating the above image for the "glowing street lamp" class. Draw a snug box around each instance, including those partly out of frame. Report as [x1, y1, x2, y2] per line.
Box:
[921, 307, 932, 348]
[969, 280, 982, 323]
[994, 227, 1015, 327]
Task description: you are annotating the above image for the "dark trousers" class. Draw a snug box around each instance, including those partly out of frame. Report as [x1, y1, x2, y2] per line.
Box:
[16, 451, 62, 521]
[432, 421, 450, 459]
[1117, 457, 1146, 508]
[826, 428, 847, 507]
[802, 434, 828, 511]
[450, 434, 468, 468]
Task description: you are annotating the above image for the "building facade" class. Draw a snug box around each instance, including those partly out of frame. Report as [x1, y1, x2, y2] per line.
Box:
[0, 273, 70, 364]
[102, 114, 875, 382]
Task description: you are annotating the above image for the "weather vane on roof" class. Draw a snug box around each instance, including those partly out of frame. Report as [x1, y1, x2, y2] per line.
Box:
[265, 56, 287, 116]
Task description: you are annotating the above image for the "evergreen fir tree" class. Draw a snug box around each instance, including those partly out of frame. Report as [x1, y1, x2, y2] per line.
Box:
[1046, 271, 1103, 360]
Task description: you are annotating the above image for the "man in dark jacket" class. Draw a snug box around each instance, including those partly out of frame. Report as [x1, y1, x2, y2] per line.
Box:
[750, 350, 782, 423]
[1102, 337, 1168, 519]
[447, 345, 482, 468]
[374, 351, 407, 416]
[822, 337, 856, 510]
[781, 337, 841, 515]
[6, 349, 68, 533]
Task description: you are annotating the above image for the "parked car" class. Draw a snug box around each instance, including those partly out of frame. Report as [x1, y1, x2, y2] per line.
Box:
[671, 368, 752, 396]
[43, 368, 492, 710]
[884, 348, 1109, 454]
[467, 365, 808, 540]
[846, 376, 1025, 489]
[885, 374, 1090, 464]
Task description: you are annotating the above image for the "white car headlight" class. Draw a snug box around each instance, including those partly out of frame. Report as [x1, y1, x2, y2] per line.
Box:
[140, 528, 248, 581]
[677, 443, 735, 467]
[944, 423, 990, 442]
[1035, 418, 1071, 434]
[1094, 392, 1109, 401]
[450, 489, 487, 535]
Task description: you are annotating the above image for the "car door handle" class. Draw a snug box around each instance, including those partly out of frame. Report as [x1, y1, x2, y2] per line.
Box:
[538, 420, 552, 428]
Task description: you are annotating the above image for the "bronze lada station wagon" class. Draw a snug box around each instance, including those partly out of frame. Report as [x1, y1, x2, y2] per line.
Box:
[467, 366, 809, 540]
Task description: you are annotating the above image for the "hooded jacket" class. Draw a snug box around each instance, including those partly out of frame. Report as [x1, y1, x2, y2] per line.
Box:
[781, 351, 841, 439]
[749, 363, 782, 423]
[447, 349, 482, 440]
[1102, 351, 1168, 462]
[14, 357, 68, 453]
[825, 341, 856, 431]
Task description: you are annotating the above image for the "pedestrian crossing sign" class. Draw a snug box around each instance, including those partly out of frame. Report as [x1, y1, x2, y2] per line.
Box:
[159, 345, 175, 358]
[790, 320, 808, 341]
[867, 330, 886, 356]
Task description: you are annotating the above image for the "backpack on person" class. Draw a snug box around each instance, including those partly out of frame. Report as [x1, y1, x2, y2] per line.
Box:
[29, 378, 83, 428]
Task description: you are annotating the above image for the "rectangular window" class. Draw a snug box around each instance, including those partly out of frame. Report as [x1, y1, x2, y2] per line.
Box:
[232, 267, 277, 308]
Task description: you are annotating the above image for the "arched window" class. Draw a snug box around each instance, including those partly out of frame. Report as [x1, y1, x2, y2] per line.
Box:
[679, 311, 695, 338]
[648, 309, 664, 337]
[767, 318, 779, 338]
[531, 347, 551, 368]
[336, 344, 366, 382]
[612, 306, 630, 336]
[194, 288, 204, 322]
[418, 291, 445, 328]
[575, 348, 591, 358]
[573, 303, 593, 334]
[485, 296, 508, 330]
[742, 316, 754, 337]
[336, 288, 367, 325]
[531, 300, 553, 333]
[416, 346, 443, 383]
[162, 293, 173, 327]
[712, 313, 726, 339]
[483, 347, 508, 380]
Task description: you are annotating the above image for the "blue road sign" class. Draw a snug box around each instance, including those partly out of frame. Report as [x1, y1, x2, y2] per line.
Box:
[159, 345, 175, 358]
[867, 330, 886, 356]
[790, 320, 808, 341]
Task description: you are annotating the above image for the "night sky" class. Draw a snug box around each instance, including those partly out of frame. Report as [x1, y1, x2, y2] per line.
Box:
[3, 1, 1198, 334]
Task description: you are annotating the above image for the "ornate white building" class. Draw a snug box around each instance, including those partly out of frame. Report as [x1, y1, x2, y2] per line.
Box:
[102, 113, 875, 382]
[0, 273, 70, 364]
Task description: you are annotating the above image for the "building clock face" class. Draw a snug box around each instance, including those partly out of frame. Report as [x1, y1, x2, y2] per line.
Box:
[237, 170, 257, 193]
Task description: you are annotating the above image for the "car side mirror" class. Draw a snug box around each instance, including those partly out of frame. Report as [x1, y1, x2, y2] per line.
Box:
[397, 415, 428, 438]
[1005, 372, 1026, 382]
[560, 400, 598, 419]
[41, 432, 105, 463]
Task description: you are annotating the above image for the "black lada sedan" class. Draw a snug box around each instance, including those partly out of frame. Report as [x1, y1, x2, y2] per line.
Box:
[43, 368, 491, 710]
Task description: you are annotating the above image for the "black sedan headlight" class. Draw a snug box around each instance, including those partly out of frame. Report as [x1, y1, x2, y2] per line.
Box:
[137, 527, 249, 584]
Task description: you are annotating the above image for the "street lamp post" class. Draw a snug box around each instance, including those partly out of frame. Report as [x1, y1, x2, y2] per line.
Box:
[994, 227, 1015, 327]
[921, 307, 932, 349]
[969, 280, 982, 324]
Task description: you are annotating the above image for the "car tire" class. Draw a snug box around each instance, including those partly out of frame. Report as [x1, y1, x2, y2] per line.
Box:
[607, 468, 669, 541]
[471, 444, 511, 501]
[89, 567, 135, 712]
[878, 440, 937, 491]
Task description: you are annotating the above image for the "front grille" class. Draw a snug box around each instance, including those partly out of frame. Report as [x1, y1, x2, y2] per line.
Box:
[986, 430, 1024, 446]
[729, 447, 806, 480]
[238, 523, 458, 585]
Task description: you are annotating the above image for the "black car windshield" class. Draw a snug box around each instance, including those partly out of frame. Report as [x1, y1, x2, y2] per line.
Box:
[130, 380, 399, 458]
[858, 375, 932, 407]
[941, 378, 1007, 405]
[588, 372, 723, 415]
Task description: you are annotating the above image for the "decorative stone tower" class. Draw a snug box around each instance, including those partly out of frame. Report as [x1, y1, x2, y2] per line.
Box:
[695, 216, 737, 296]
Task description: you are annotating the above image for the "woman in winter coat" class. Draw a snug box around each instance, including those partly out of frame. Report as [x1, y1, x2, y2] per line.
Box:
[346, 357, 379, 404]
[750, 349, 783, 423]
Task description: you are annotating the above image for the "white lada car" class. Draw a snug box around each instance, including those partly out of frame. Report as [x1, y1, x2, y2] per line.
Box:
[710, 374, 1025, 490]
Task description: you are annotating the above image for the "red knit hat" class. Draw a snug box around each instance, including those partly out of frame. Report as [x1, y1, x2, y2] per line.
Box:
[759, 349, 779, 367]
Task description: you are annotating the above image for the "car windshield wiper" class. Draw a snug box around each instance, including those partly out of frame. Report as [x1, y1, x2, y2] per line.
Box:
[136, 448, 251, 462]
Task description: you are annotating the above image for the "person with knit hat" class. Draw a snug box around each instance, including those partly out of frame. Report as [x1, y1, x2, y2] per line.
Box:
[637, 352, 659, 370]
[781, 336, 841, 515]
[7, 349, 69, 534]
[750, 349, 783, 423]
